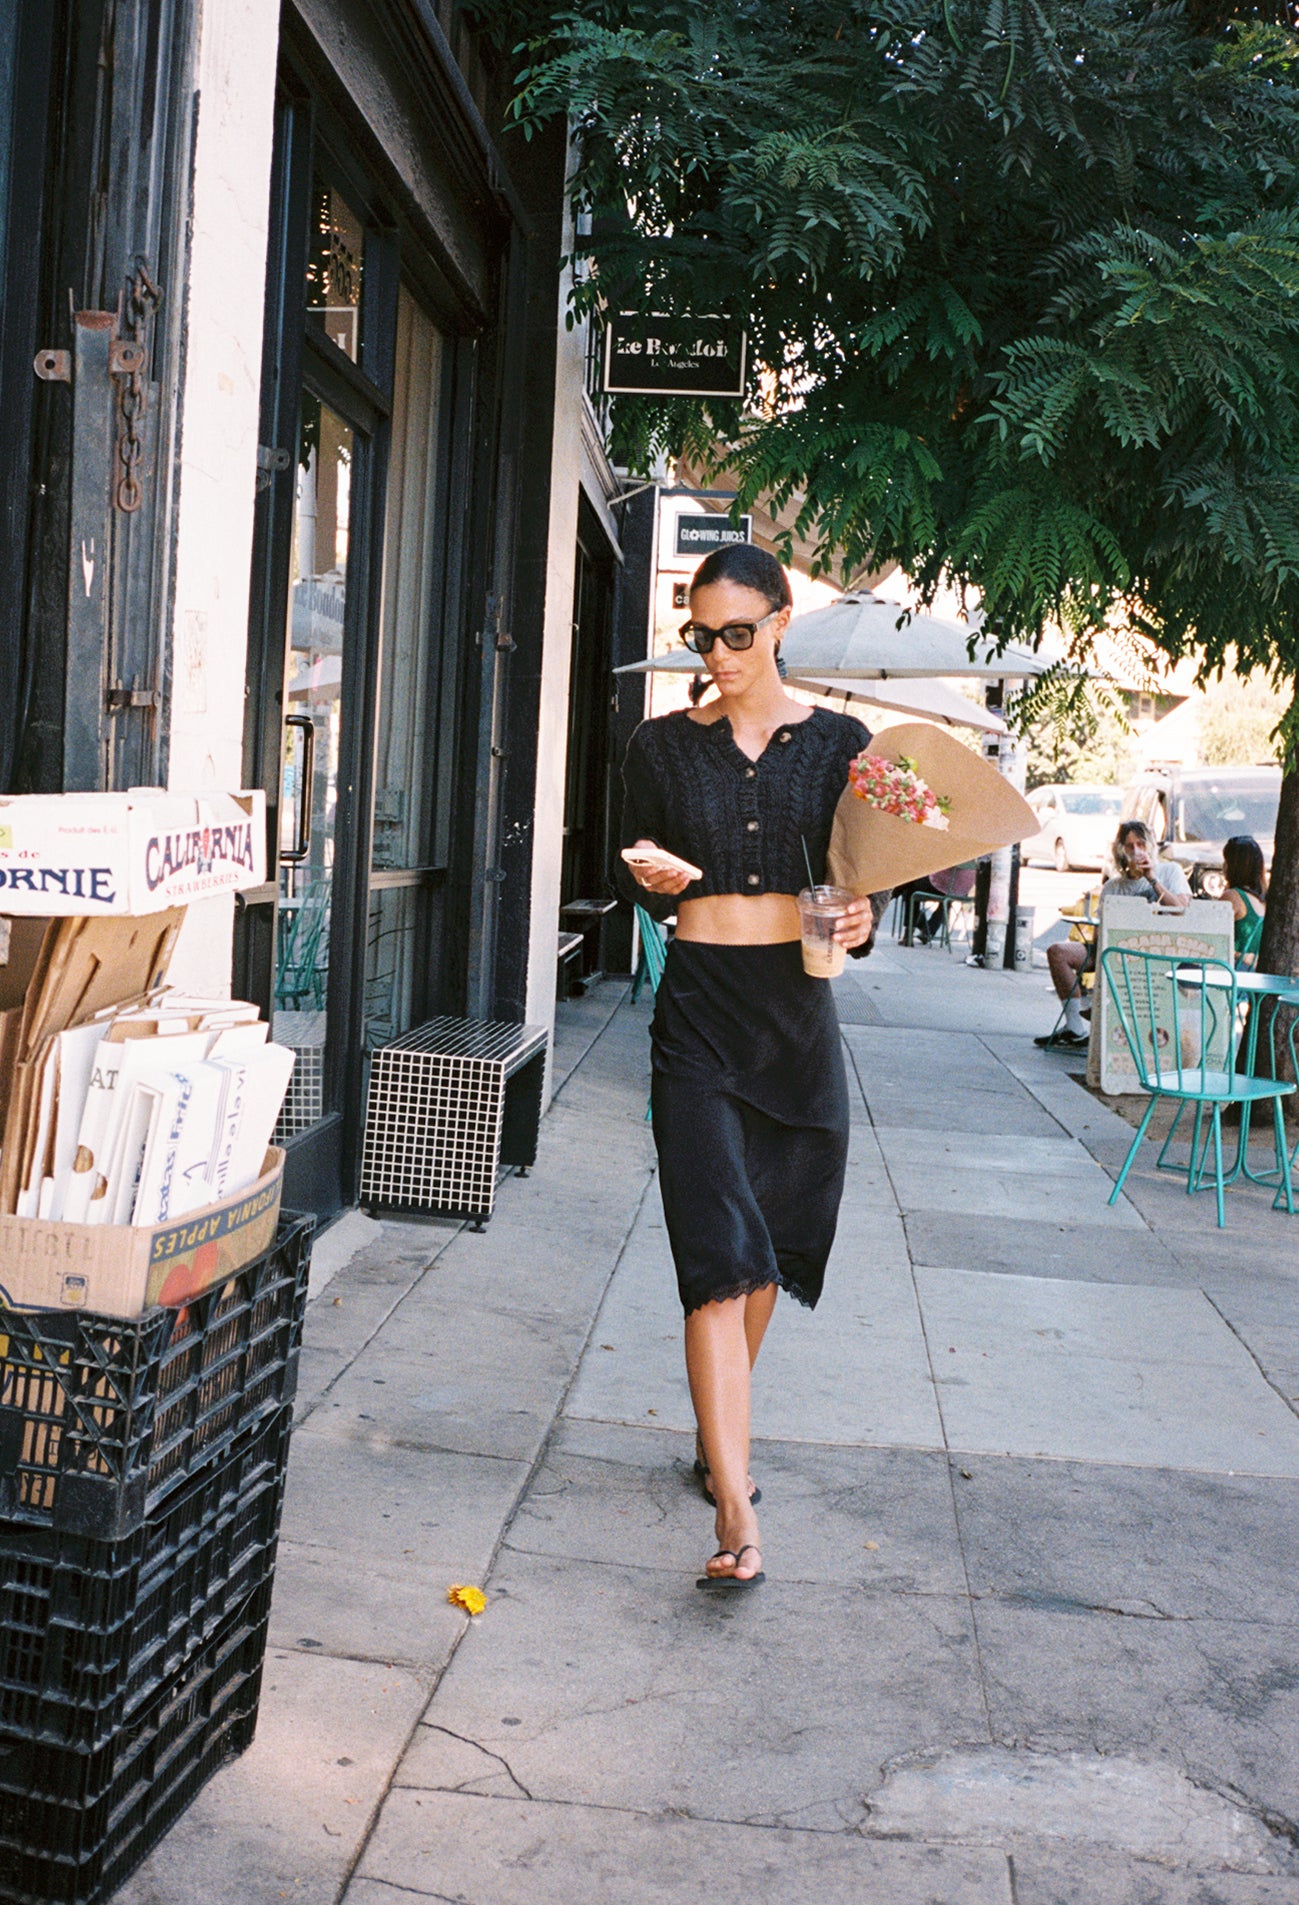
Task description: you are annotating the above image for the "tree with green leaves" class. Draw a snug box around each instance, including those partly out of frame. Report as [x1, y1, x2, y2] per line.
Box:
[469, 0, 1299, 979]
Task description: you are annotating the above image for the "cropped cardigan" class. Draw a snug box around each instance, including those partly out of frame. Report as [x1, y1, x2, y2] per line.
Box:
[616, 705, 872, 922]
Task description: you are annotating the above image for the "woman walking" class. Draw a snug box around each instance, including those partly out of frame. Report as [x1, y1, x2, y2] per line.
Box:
[617, 545, 874, 1591]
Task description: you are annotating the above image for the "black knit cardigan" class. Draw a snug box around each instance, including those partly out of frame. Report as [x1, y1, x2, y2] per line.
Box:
[615, 706, 872, 923]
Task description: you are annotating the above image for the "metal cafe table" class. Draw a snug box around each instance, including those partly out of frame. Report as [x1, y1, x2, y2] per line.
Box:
[1175, 964, 1299, 1207]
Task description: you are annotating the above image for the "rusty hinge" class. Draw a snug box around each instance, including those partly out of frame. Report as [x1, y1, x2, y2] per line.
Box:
[33, 263, 161, 515]
[106, 683, 161, 712]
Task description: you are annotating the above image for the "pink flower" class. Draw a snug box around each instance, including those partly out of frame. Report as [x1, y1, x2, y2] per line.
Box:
[847, 752, 950, 830]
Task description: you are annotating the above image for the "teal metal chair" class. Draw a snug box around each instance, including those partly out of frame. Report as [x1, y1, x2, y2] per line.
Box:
[632, 905, 669, 1121]
[1100, 947, 1295, 1228]
[275, 885, 331, 1010]
[631, 904, 668, 1002]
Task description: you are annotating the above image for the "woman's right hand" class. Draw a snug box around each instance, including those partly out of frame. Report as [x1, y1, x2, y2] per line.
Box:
[628, 840, 694, 896]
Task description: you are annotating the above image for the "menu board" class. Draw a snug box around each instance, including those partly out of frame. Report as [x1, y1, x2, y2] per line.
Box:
[1092, 897, 1235, 1095]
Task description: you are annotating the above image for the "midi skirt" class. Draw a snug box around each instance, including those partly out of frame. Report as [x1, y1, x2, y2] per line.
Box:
[649, 939, 849, 1317]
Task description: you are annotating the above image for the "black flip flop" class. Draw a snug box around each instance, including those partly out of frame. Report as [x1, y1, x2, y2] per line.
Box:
[696, 1544, 765, 1592]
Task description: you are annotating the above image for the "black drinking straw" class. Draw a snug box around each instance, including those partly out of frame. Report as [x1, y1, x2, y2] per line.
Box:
[801, 834, 817, 897]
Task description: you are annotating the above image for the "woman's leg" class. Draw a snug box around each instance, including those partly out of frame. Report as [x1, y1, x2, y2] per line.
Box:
[694, 1282, 776, 1500]
[685, 1295, 763, 1579]
[744, 1282, 778, 1368]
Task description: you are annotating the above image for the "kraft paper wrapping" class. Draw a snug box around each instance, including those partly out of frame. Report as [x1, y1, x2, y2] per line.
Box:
[826, 723, 1038, 896]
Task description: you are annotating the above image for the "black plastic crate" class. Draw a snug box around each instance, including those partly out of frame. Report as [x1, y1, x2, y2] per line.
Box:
[0, 1586, 268, 1905]
[0, 1404, 290, 1752]
[0, 1213, 313, 1539]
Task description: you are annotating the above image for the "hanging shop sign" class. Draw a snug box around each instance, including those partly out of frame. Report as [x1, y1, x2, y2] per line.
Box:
[602, 315, 747, 398]
[673, 513, 753, 557]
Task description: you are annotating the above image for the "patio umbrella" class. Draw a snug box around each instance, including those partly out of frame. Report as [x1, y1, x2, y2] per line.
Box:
[615, 591, 1049, 683]
[784, 672, 1006, 733]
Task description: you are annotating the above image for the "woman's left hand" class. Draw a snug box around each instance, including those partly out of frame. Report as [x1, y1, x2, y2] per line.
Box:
[833, 896, 876, 950]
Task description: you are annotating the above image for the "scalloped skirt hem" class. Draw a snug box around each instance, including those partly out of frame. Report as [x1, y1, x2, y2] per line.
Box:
[681, 1273, 814, 1320]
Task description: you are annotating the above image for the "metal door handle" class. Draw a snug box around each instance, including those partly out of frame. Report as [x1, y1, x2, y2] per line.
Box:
[282, 714, 315, 863]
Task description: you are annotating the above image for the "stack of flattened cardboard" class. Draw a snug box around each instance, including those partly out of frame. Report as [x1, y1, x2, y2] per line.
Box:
[0, 913, 294, 1318]
[0, 911, 184, 1215]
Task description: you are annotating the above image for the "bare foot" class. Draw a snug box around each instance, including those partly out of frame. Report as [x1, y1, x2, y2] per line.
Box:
[705, 1501, 762, 1580]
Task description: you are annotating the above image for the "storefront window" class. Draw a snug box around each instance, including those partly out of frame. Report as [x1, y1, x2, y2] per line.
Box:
[364, 286, 449, 1048]
[274, 394, 355, 1133]
[306, 177, 365, 361]
[373, 288, 443, 869]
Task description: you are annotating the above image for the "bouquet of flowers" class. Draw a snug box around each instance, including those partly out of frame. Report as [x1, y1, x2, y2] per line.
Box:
[826, 723, 1037, 897]
[847, 752, 951, 831]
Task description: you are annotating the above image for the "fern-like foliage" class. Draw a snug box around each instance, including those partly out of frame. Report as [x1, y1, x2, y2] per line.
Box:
[464, 0, 1299, 756]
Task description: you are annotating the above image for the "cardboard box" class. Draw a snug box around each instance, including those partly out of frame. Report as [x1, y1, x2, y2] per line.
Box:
[0, 789, 266, 915]
[0, 1148, 284, 1317]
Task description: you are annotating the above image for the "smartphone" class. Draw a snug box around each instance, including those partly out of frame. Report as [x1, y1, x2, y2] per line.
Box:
[620, 846, 703, 883]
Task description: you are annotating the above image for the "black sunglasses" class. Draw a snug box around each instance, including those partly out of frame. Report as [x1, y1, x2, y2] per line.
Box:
[680, 609, 780, 655]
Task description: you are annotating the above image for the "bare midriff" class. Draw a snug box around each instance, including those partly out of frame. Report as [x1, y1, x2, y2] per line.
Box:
[674, 892, 801, 945]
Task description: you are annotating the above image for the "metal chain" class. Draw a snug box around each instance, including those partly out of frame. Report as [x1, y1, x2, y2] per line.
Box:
[113, 260, 161, 514]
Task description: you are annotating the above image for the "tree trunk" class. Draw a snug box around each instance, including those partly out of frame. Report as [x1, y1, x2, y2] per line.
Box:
[1259, 752, 1299, 983]
[1252, 686, 1299, 1110]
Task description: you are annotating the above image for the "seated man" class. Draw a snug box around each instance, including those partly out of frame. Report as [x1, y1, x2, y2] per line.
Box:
[1036, 819, 1190, 1049]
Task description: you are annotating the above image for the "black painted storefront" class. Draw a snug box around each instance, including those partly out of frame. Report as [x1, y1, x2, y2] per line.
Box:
[238, 1, 572, 1221]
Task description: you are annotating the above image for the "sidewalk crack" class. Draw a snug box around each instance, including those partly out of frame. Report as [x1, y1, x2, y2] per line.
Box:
[420, 1725, 533, 1801]
[1202, 1290, 1299, 1423]
[354, 1879, 478, 1904]
[988, 1588, 1184, 1622]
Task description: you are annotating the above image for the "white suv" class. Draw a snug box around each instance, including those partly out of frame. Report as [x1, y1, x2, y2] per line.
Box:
[1022, 784, 1125, 872]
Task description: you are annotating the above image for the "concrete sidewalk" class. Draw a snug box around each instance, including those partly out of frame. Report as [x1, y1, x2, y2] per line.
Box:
[121, 943, 1299, 1905]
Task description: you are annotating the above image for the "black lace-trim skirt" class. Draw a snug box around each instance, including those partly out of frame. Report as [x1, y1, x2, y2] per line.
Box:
[650, 939, 849, 1317]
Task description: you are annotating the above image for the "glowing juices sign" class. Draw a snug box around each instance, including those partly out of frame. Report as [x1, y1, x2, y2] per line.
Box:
[0, 791, 266, 915]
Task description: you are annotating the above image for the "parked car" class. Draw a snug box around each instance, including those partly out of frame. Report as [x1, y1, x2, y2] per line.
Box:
[1022, 783, 1125, 871]
[1122, 765, 1282, 895]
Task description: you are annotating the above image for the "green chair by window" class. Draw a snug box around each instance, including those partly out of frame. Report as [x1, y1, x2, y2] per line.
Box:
[1100, 947, 1295, 1228]
[632, 904, 669, 1121]
[275, 886, 331, 1010]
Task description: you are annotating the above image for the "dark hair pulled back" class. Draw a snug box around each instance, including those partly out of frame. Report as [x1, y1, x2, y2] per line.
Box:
[1223, 834, 1266, 899]
[690, 541, 793, 613]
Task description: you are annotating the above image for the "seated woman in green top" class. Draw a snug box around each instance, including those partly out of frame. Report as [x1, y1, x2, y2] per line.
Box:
[1223, 834, 1266, 970]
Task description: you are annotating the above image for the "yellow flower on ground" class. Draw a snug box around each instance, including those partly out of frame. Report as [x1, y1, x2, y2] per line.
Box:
[446, 1583, 487, 1616]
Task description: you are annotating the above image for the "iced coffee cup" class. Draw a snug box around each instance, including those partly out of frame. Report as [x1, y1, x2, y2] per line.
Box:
[797, 886, 853, 978]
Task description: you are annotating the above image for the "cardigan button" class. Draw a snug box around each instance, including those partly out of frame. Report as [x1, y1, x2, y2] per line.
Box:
[746, 820, 759, 832]
[744, 766, 756, 779]
[746, 874, 760, 886]
[778, 730, 791, 743]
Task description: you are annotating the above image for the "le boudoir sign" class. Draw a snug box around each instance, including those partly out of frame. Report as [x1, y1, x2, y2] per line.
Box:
[602, 315, 747, 398]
